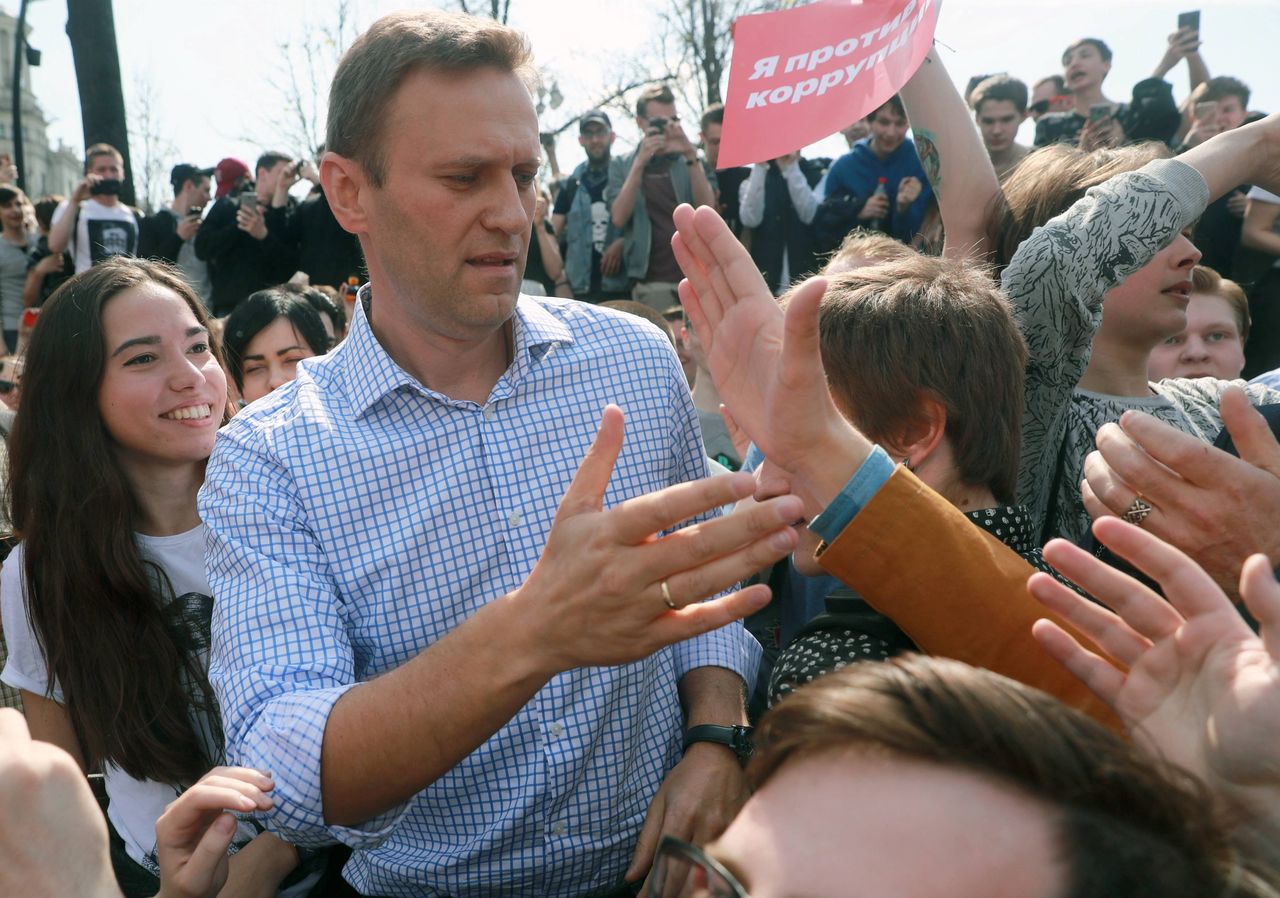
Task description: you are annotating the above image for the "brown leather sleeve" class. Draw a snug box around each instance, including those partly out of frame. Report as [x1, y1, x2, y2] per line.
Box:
[816, 466, 1122, 731]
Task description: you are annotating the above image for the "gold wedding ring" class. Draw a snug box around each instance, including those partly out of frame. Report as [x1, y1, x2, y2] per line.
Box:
[661, 580, 676, 610]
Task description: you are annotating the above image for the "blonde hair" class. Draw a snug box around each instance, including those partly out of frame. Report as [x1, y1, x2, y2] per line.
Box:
[1191, 265, 1251, 341]
[823, 229, 917, 274]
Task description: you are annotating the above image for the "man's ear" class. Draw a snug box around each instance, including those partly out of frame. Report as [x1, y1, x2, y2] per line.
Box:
[896, 392, 948, 469]
[321, 151, 370, 236]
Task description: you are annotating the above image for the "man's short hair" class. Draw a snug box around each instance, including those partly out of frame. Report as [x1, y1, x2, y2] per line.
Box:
[84, 143, 122, 173]
[1190, 76, 1251, 110]
[635, 83, 676, 120]
[700, 103, 725, 133]
[865, 94, 905, 122]
[970, 74, 1029, 115]
[33, 195, 62, 232]
[1062, 37, 1112, 66]
[811, 255, 1027, 503]
[255, 151, 293, 176]
[326, 10, 535, 188]
[1033, 74, 1066, 94]
[823, 229, 916, 274]
[0, 186, 23, 207]
[751, 656, 1267, 898]
[169, 163, 214, 196]
[1192, 264, 1251, 342]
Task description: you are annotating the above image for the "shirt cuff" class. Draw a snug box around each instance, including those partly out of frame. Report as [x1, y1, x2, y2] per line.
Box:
[673, 619, 762, 686]
[808, 445, 896, 543]
[223, 681, 410, 850]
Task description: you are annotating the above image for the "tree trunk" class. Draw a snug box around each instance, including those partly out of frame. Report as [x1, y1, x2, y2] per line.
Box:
[65, 0, 135, 204]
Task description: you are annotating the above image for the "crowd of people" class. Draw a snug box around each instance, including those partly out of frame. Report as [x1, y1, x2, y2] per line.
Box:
[2, 6, 1280, 898]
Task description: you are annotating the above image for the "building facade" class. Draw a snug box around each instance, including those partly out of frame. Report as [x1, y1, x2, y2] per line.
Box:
[0, 8, 82, 199]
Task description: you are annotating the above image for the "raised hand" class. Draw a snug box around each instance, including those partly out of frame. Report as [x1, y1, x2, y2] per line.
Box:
[1029, 516, 1280, 827]
[518, 404, 802, 671]
[1082, 387, 1280, 595]
[671, 203, 870, 515]
[154, 767, 275, 898]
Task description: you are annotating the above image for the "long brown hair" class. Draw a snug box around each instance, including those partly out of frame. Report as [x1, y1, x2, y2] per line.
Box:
[992, 142, 1171, 269]
[8, 258, 228, 783]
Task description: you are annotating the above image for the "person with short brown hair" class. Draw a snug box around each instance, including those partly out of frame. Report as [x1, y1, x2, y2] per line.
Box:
[1148, 265, 1251, 381]
[206, 10, 790, 897]
[969, 74, 1031, 179]
[48, 143, 141, 274]
[652, 655, 1277, 898]
[608, 81, 717, 312]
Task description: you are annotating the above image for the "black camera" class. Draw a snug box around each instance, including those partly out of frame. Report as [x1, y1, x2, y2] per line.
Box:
[89, 178, 122, 196]
[647, 116, 669, 135]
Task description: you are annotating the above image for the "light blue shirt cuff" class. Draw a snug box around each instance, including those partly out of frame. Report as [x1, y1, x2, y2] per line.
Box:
[808, 446, 895, 543]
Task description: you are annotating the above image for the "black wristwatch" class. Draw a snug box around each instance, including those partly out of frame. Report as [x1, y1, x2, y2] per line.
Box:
[683, 724, 754, 763]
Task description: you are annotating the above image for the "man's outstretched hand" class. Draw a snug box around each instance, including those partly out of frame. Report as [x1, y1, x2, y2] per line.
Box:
[671, 203, 869, 516]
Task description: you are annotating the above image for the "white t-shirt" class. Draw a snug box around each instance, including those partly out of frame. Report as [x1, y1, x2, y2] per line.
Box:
[1247, 185, 1280, 204]
[51, 197, 139, 273]
[0, 525, 251, 876]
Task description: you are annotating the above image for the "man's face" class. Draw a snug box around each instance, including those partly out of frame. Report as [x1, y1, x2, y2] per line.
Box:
[1063, 43, 1110, 93]
[700, 122, 722, 168]
[1029, 81, 1072, 120]
[359, 65, 540, 341]
[88, 153, 122, 181]
[976, 99, 1025, 152]
[869, 107, 908, 156]
[189, 176, 212, 208]
[1215, 95, 1248, 132]
[637, 100, 678, 136]
[699, 751, 1062, 898]
[256, 159, 292, 198]
[840, 120, 870, 147]
[578, 123, 614, 164]
[1147, 292, 1246, 381]
[1101, 234, 1201, 346]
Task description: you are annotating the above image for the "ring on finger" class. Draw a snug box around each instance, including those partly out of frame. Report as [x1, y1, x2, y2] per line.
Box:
[1122, 495, 1154, 527]
[661, 580, 676, 610]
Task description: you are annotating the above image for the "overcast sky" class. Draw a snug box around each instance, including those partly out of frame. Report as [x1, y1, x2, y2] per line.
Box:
[12, 0, 1280, 192]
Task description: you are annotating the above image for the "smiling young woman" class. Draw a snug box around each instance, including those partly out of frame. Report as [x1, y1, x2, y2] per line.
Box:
[0, 258, 313, 896]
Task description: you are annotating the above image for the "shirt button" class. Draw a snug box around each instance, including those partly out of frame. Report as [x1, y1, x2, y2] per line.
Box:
[549, 723, 563, 738]
[550, 821, 567, 836]
[483, 406, 495, 420]
[508, 511, 522, 527]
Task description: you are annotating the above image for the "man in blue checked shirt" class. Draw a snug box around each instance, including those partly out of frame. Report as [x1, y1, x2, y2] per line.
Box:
[199, 10, 802, 898]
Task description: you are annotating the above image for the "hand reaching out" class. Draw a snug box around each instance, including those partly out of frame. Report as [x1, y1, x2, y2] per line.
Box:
[671, 203, 870, 517]
[1029, 516, 1280, 832]
[154, 767, 276, 898]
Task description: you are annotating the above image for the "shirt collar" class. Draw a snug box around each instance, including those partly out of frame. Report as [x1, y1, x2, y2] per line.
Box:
[964, 505, 1037, 555]
[341, 286, 574, 417]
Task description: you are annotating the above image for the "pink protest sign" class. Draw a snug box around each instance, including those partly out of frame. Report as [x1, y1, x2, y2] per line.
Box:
[718, 0, 940, 169]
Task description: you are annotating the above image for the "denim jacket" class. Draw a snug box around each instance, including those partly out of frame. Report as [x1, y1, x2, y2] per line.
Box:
[606, 150, 702, 282]
[562, 160, 629, 296]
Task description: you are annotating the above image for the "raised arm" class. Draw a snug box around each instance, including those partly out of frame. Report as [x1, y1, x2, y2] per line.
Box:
[204, 407, 798, 837]
[898, 46, 1000, 261]
[669, 203, 1120, 724]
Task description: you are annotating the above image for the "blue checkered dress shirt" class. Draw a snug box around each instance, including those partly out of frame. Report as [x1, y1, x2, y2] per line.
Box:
[201, 293, 760, 897]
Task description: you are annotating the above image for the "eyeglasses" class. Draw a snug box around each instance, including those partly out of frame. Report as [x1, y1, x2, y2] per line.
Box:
[648, 835, 750, 898]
